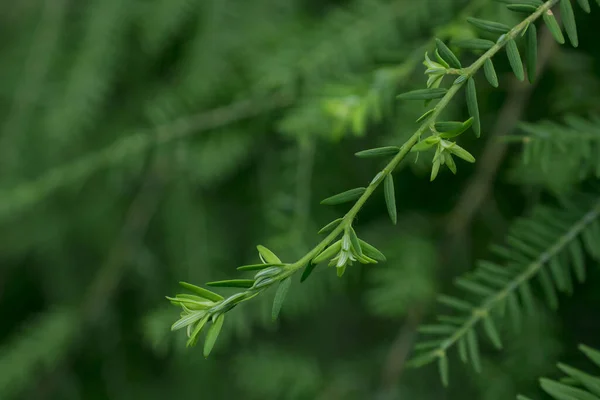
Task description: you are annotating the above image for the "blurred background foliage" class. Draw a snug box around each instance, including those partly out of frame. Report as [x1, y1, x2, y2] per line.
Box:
[1, 0, 600, 399]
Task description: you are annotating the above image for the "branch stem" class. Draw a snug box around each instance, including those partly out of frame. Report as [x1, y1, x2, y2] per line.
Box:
[200, 0, 562, 323]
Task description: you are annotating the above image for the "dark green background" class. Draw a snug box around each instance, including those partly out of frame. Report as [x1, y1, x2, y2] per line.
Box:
[1, 0, 599, 399]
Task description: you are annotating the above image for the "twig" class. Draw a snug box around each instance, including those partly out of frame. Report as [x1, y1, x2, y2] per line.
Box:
[445, 22, 558, 236]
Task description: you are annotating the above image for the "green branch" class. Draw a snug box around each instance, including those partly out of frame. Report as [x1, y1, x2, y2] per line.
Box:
[410, 197, 600, 367]
[168, 0, 566, 357]
[408, 187, 600, 387]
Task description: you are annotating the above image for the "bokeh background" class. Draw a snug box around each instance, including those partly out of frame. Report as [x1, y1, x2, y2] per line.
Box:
[1, 0, 600, 399]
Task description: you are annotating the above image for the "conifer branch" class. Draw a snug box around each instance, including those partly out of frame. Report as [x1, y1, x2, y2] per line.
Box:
[410, 193, 600, 384]
[168, 0, 566, 356]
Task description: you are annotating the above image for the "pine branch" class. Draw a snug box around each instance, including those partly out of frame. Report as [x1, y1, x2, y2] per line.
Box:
[168, 0, 572, 356]
[409, 192, 600, 385]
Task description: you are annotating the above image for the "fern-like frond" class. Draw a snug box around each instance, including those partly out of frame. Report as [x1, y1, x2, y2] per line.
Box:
[409, 192, 600, 386]
[518, 344, 600, 400]
[506, 114, 600, 191]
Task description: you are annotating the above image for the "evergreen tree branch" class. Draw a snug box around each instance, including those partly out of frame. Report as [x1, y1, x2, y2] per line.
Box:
[168, 0, 564, 355]
[410, 193, 600, 383]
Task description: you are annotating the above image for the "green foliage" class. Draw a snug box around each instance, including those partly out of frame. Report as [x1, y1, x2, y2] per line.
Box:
[506, 39, 525, 81]
[320, 187, 366, 205]
[3, 0, 600, 398]
[464, 307, 562, 400]
[167, 0, 599, 363]
[384, 175, 398, 224]
[507, 115, 600, 192]
[410, 192, 600, 384]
